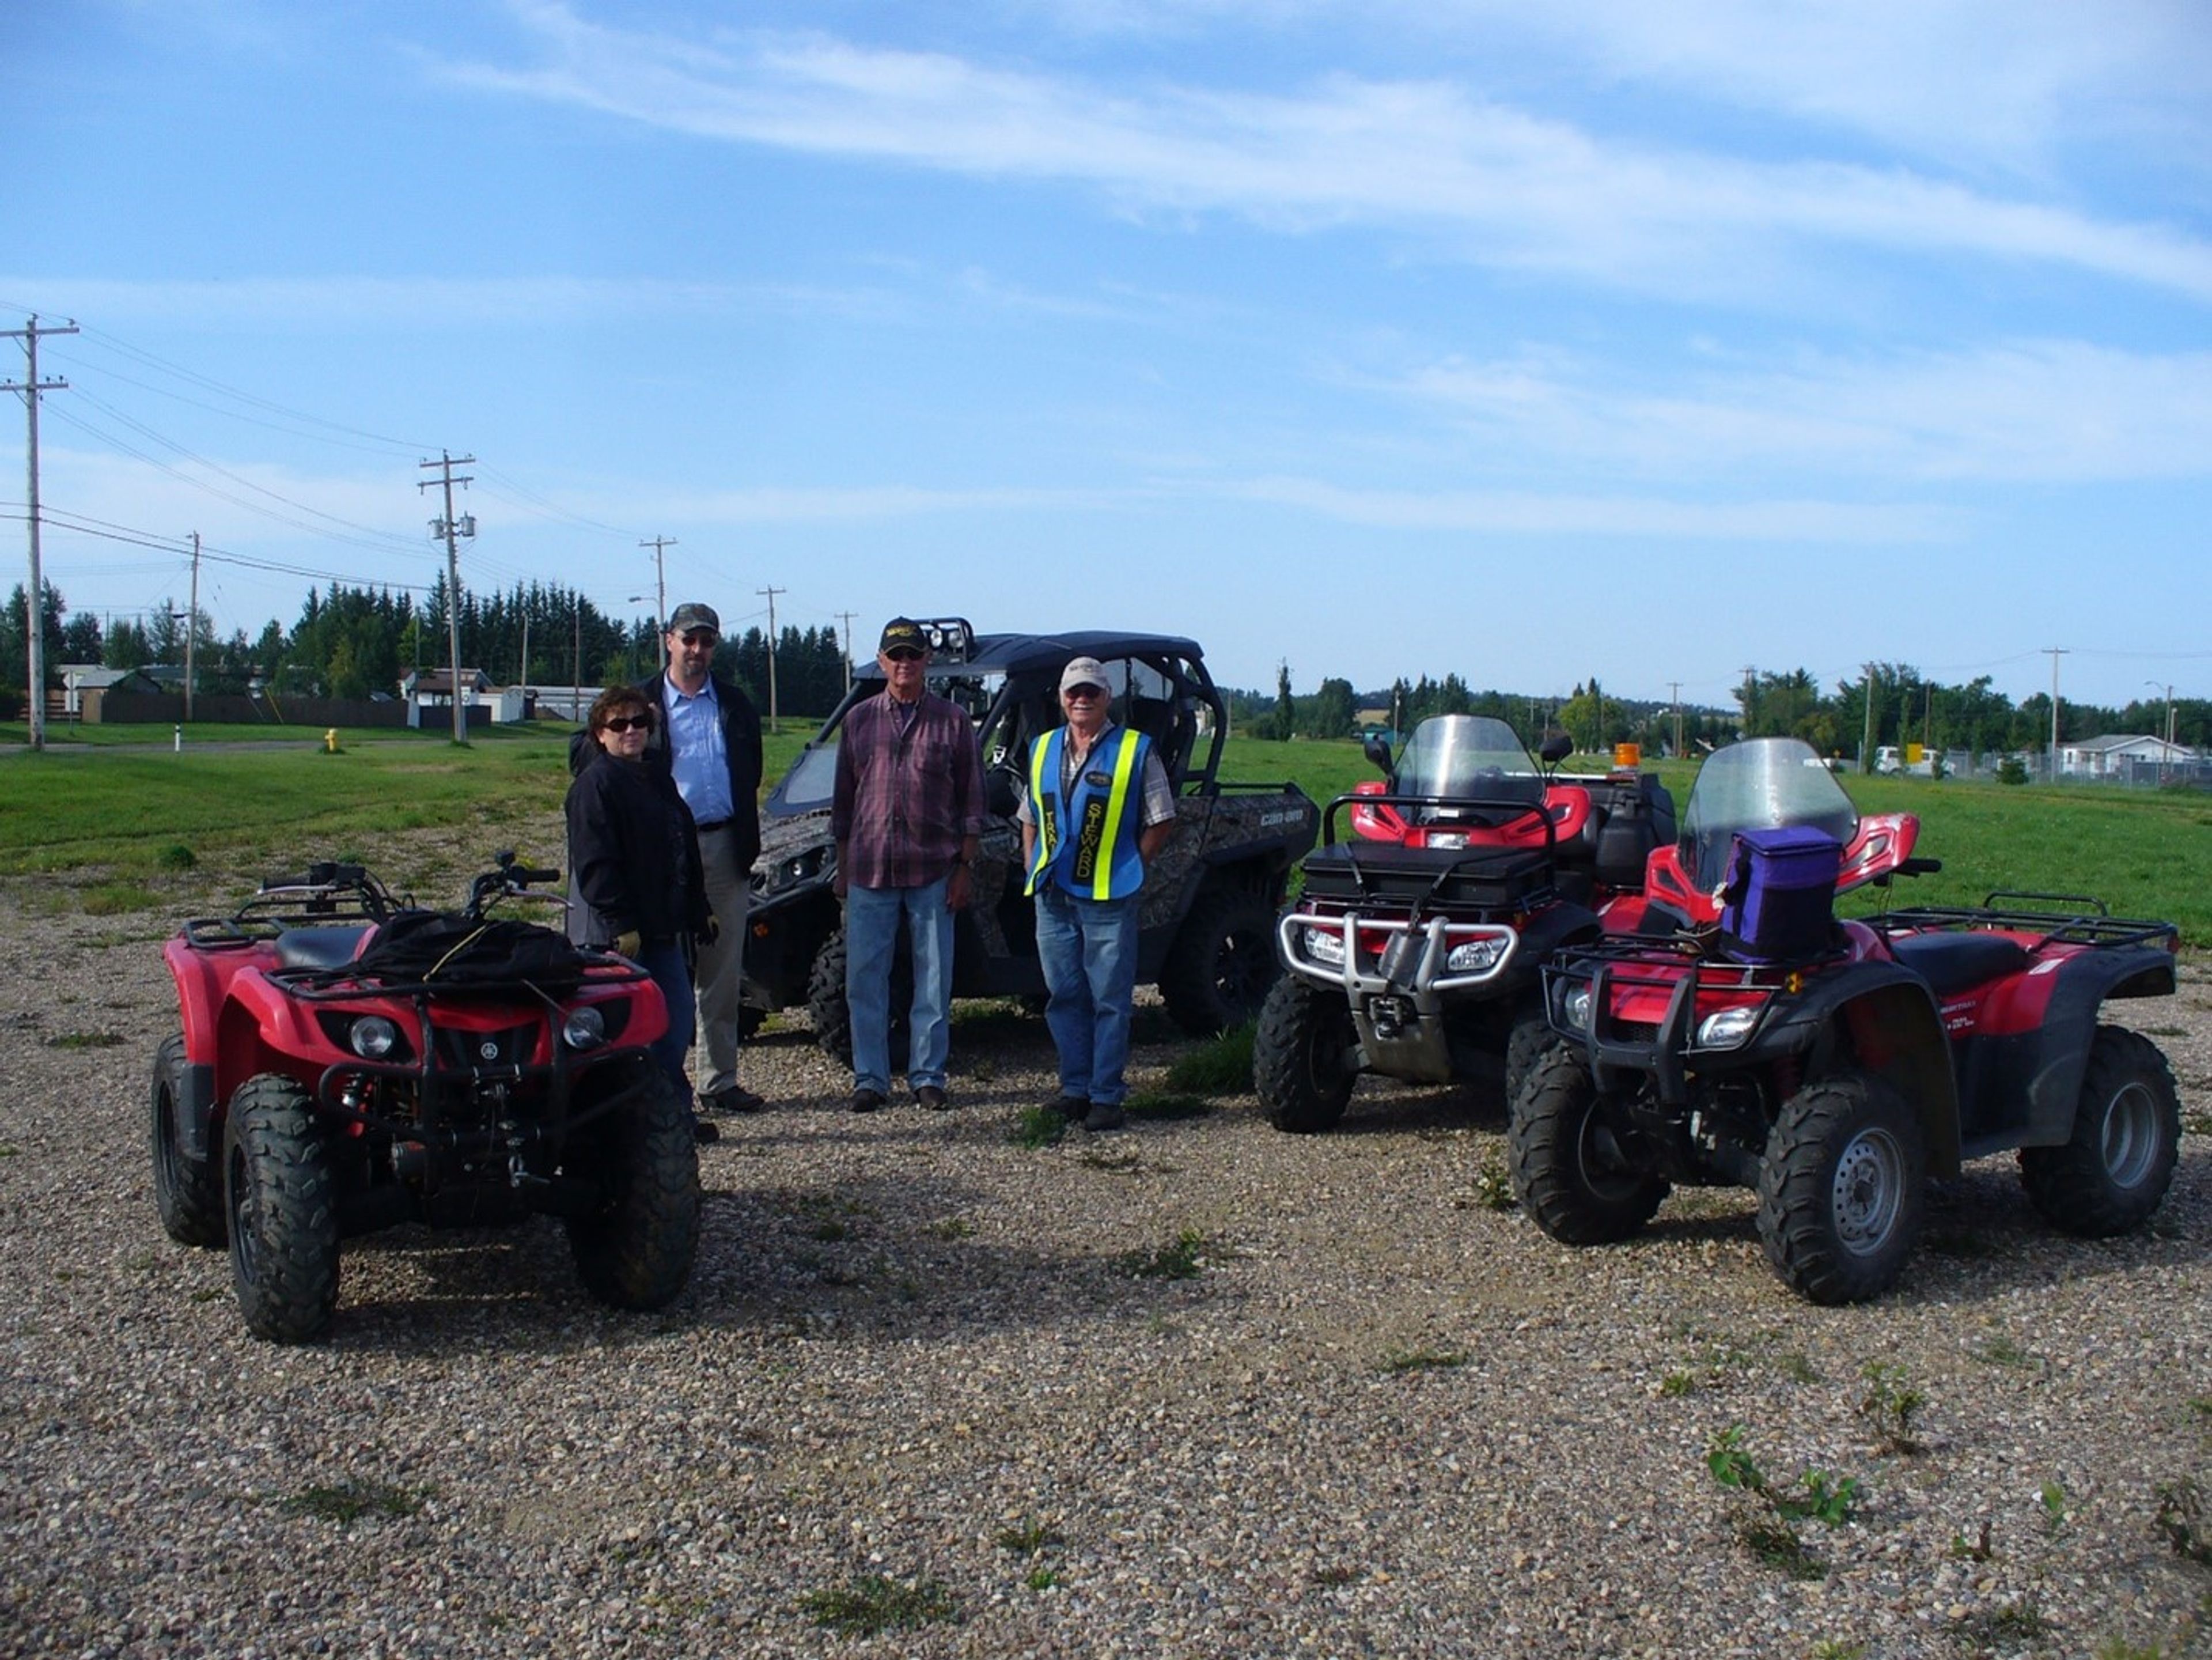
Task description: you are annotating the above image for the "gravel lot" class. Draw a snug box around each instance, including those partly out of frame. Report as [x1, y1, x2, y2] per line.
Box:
[4, 838, 2210, 1659]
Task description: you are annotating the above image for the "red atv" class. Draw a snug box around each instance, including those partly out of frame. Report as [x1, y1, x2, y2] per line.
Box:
[1516, 737, 2182, 1303]
[153, 854, 699, 1342]
[1253, 716, 1675, 1133]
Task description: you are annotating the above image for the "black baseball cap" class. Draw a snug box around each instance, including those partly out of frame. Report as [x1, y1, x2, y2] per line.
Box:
[878, 617, 927, 656]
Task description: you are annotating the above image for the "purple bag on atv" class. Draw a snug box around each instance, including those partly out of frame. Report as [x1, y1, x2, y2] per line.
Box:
[1716, 826, 1842, 963]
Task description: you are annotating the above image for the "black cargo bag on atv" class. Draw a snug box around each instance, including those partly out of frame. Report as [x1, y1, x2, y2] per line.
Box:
[352, 909, 588, 992]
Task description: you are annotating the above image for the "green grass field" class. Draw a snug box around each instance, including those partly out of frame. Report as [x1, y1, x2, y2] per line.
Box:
[6, 725, 2209, 943]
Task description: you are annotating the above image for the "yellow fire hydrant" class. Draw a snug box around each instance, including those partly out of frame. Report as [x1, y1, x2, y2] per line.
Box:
[324, 728, 340, 754]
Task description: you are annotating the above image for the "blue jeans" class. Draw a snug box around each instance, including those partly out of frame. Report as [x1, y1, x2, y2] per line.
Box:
[637, 941, 697, 1110]
[1034, 884, 1141, 1107]
[844, 878, 953, 1095]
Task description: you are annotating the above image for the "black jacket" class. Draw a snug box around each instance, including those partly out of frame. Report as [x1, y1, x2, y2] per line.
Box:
[568, 671, 764, 869]
[564, 750, 711, 948]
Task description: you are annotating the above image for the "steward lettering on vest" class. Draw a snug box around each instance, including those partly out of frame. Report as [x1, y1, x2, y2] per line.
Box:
[1074, 798, 1107, 883]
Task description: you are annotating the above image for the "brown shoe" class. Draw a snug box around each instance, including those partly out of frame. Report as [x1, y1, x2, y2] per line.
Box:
[914, 1085, 950, 1111]
[850, 1088, 887, 1114]
[703, 1084, 768, 1114]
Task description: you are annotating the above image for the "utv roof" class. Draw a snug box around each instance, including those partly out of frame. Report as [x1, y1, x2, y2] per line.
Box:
[858, 630, 1207, 681]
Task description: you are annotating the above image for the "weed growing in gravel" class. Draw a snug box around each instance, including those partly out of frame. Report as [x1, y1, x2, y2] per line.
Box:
[0, 1145, 16, 1158]
[156, 842, 196, 870]
[2184, 1109, 2212, 1137]
[82, 881, 160, 915]
[2039, 1479, 2069, 1533]
[2190, 1397, 2212, 1422]
[283, 1477, 429, 1524]
[798, 1574, 956, 1634]
[44, 1031, 126, 1049]
[1809, 1641, 1866, 1660]
[1164, 1020, 1254, 1094]
[1857, 1362, 1927, 1454]
[1706, 1424, 1860, 1578]
[1312, 1564, 1359, 1587]
[994, 1518, 1064, 1555]
[1079, 1147, 1141, 1172]
[1972, 1333, 2042, 1371]
[1024, 1565, 1062, 1591]
[1955, 1595, 2047, 1645]
[1948, 1521, 1994, 1561]
[1379, 1344, 1467, 1374]
[1116, 1226, 1220, 1280]
[2094, 1639, 2167, 1660]
[1464, 1148, 1516, 1211]
[2154, 1476, 2212, 1564]
[1009, 1106, 1067, 1148]
[924, 1216, 977, 1241]
[1658, 1369, 1698, 1398]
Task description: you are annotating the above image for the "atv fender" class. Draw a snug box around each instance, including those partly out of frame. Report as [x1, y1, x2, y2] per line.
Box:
[161, 938, 231, 1160]
[1994, 946, 2179, 1152]
[1760, 965, 1961, 1178]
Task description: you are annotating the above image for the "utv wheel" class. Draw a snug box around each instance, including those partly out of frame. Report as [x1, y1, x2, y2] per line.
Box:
[1757, 1071, 1925, 1305]
[151, 1033, 224, 1247]
[806, 927, 912, 1068]
[1255, 976, 1361, 1133]
[1508, 1046, 1667, 1243]
[566, 1060, 701, 1311]
[1159, 884, 1280, 1037]
[2020, 1026, 2180, 1238]
[223, 1075, 339, 1343]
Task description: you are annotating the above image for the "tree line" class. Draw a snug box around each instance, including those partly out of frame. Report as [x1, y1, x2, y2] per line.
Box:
[2, 580, 856, 720]
[1224, 662, 2209, 759]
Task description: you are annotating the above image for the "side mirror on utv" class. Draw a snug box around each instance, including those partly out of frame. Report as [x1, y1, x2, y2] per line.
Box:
[1539, 732, 1574, 766]
[1362, 735, 1394, 774]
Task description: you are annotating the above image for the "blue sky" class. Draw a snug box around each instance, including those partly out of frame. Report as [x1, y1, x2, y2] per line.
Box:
[5, 0, 2209, 711]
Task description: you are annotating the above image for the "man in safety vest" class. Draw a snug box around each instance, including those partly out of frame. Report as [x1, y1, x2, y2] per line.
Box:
[1017, 656, 1178, 1131]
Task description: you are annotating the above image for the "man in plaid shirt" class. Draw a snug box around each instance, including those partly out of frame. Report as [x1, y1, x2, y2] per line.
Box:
[830, 618, 986, 1113]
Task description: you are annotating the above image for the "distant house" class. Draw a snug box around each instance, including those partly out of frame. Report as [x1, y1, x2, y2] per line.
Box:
[2058, 733, 2198, 779]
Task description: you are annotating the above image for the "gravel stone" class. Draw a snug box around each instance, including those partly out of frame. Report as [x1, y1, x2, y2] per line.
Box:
[2, 841, 2209, 1657]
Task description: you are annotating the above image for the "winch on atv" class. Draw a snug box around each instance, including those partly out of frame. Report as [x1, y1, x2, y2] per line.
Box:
[152, 852, 699, 1342]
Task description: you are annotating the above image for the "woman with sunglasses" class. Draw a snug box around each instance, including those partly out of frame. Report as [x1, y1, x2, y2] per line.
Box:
[566, 686, 718, 1143]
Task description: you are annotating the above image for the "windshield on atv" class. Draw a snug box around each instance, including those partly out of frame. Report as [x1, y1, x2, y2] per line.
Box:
[1680, 738, 1858, 888]
[1392, 716, 1546, 811]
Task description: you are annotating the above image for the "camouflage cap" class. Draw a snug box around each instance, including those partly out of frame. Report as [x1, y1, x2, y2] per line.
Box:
[667, 602, 720, 638]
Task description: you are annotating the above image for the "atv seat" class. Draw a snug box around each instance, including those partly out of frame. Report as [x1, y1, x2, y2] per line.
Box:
[275, 924, 375, 970]
[1887, 931, 2033, 998]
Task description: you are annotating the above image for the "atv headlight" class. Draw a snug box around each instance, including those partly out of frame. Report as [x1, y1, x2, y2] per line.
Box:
[1445, 936, 1509, 975]
[562, 1005, 608, 1051]
[349, 1015, 400, 1060]
[1300, 925, 1347, 967]
[1696, 1005, 1760, 1049]
[1562, 985, 1592, 1031]
[766, 846, 827, 893]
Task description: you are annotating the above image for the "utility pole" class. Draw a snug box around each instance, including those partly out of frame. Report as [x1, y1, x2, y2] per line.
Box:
[757, 584, 785, 733]
[1738, 665, 1758, 738]
[185, 532, 200, 721]
[419, 452, 476, 744]
[3, 314, 77, 751]
[571, 599, 583, 725]
[518, 610, 531, 691]
[836, 609, 857, 693]
[639, 537, 673, 639]
[1668, 681, 1683, 759]
[1861, 664, 1876, 773]
[2044, 647, 2068, 781]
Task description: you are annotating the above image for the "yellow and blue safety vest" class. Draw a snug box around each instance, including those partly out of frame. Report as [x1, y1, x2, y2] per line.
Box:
[1025, 724, 1152, 901]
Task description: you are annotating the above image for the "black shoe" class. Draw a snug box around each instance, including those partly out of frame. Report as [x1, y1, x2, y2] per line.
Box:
[1084, 1101, 1127, 1133]
[703, 1084, 768, 1114]
[914, 1085, 950, 1111]
[850, 1088, 887, 1114]
[692, 1119, 722, 1145]
[1044, 1094, 1089, 1122]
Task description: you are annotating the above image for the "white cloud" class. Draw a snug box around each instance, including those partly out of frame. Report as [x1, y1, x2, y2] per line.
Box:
[1399, 342, 2212, 485]
[438, 6, 2212, 305]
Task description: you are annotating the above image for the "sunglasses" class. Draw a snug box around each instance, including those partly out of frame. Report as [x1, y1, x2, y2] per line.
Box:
[885, 648, 925, 663]
[1063, 685, 1105, 700]
[601, 714, 652, 732]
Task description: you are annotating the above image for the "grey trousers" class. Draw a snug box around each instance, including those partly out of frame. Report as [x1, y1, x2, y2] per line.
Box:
[694, 825, 752, 1094]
